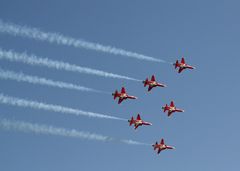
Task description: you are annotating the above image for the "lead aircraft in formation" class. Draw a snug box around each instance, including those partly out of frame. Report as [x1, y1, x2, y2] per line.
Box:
[112, 87, 137, 104]
[152, 138, 175, 154]
[174, 57, 195, 73]
[143, 75, 166, 92]
[128, 114, 152, 130]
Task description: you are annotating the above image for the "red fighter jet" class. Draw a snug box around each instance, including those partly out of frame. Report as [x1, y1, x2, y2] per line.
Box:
[152, 138, 175, 154]
[162, 101, 184, 117]
[174, 57, 195, 73]
[112, 87, 137, 104]
[143, 75, 167, 92]
[128, 114, 152, 130]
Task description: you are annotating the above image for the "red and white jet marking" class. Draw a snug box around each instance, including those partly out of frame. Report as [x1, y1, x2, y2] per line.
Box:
[152, 138, 175, 154]
[173, 57, 195, 73]
[143, 75, 166, 92]
[128, 114, 152, 130]
[112, 87, 137, 104]
[162, 101, 184, 117]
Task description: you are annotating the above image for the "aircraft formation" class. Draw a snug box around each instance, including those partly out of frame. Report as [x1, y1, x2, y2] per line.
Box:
[113, 57, 195, 155]
[0, 20, 196, 157]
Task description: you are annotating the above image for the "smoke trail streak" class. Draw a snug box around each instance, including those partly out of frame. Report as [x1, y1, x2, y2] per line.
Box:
[0, 118, 111, 141]
[0, 118, 150, 146]
[0, 94, 127, 121]
[0, 49, 140, 82]
[0, 68, 108, 94]
[121, 139, 152, 146]
[0, 20, 165, 63]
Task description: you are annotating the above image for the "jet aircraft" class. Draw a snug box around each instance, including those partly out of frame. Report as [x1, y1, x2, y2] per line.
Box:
[162, 101, 184, 116]
[143, 75, 166, 92]
[152, 138, 175, 154]
[112, 87, 137, 104]
[173, 57, 195, 73]
[128, 114, 152, 130]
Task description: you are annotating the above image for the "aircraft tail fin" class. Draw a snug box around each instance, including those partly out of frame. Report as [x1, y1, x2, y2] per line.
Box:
[129, 117, 134, 126]
[144, 78, 148, 87]
[153, 142, 158, 150]
[174, 60, 179, 69]
[113, 90, 118, 99]
[164, 104, 168, 112]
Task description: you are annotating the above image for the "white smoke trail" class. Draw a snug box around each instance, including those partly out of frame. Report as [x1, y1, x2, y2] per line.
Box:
[0, 68, 108, 94]
[0, 49, 140, 82]
[121, 139, 151, 146]
[0, 20, 165, 63]
[0, 94, 127, 121]
[0, 118, 111, 141]
[0, 118, 150, 146]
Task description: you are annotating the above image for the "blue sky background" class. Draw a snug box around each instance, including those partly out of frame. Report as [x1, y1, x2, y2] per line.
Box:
[0, 0, 239, 170]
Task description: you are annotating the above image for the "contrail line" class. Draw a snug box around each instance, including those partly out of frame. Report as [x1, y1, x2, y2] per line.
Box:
[0, 93, 127, 121]
[0, 68, 109, 94]
[121, 139, 152, 146]
[0, 20, 165, 63]
[0, 118, 150, 146]
[0, 49, 140, 82]
[0, 118, 111, 141]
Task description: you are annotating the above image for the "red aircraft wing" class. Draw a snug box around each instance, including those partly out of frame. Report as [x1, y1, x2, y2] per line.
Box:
[148, 86, 153, 92]
[170, 101, 175, 107]
[151, 75, 156, 81]
[134, 124, 139, 130]
[181, 57, 185, 64]
[178, 67, 184, 73]
[121, 87, 126, 94]
[168, 111, 173, 117]
[160, 138, 165, 145]
[136, 114, 141, 120]
[118, 98, 123, 104]
[157, 148, 162, 154]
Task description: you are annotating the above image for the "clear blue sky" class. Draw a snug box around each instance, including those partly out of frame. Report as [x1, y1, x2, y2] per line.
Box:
[0, 0, 239, 170]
